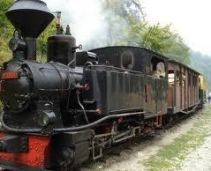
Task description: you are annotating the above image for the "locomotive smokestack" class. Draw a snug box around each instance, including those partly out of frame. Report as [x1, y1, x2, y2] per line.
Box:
[6, 0, 54, 60]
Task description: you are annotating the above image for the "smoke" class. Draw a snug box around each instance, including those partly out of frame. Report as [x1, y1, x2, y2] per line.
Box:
[43, 0, 130, 50]
[43, 0, 108, 50]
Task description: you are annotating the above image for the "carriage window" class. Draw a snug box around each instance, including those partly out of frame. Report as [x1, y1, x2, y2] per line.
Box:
[121, 50, 134, 70]
[151, 56, 166, 78]
[168, 71, 174, 84]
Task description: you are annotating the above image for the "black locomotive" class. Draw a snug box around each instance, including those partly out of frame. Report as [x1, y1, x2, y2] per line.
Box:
[0, 0, 203, 171]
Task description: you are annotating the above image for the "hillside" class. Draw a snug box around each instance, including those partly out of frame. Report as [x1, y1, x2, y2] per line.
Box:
[190, 51, 211, 89]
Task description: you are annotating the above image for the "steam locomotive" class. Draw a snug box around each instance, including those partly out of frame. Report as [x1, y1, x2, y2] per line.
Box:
[0, 0, 205, 171]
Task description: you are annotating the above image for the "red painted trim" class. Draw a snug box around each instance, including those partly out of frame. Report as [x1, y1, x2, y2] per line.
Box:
[0, 133, 51, 168]
[2, 72, 18, 80]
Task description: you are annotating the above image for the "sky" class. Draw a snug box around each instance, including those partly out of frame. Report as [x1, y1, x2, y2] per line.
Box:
[43, 0, 211, 56]
[43, 0, 106, 49]
[141, 0, 211, 56]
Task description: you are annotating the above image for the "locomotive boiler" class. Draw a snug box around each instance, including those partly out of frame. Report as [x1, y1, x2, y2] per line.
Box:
[0, 0, 93, 170]
[0, 0, 203, 171]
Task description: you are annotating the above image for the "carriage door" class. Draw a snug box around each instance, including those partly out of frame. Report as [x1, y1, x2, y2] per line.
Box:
[151, 56, 167, 115]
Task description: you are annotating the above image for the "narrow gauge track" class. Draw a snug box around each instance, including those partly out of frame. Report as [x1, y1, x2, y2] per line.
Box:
[81, 109, 201, 171]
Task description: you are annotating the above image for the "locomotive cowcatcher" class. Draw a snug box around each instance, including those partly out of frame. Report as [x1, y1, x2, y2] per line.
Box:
[0, 0, 202, 171]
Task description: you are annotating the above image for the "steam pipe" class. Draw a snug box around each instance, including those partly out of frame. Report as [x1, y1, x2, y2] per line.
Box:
[0, 111, 145, 133]
[55, 11, 61, 34]
[76, 90, 90, 123]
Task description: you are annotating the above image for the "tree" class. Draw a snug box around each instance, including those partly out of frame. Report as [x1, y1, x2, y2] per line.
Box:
[37, 21, 56, 62]
[0, 0, 13, 36]
[127, 22, 190, 65]
[165, 33, 190, 65]
[0, 0, 14, 64]
[101, 0, 145, 46]
[127, 23, 172, 52]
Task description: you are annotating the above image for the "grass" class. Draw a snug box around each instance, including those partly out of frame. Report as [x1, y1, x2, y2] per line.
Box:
[142, 104, 211, 171]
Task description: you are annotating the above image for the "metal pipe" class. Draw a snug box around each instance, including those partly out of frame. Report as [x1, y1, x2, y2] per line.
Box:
[24, 37, 36, 60]
[76, 90, 89, 123]
[0, 111, 145, 133]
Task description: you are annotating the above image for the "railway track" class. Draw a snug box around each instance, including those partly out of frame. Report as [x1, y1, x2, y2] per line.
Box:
[81, 110, 201, 171]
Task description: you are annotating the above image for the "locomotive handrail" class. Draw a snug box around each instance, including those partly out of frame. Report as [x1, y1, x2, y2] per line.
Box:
[0, 111, 145, 133]
[87, 65, 144, 75]
[54, 111, 145, 132]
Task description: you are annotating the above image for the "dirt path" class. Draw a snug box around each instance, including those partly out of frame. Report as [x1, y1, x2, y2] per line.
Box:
[179, 105, 211, 171]
[179, 135, 211, 171]
[81, 108, 203, 171]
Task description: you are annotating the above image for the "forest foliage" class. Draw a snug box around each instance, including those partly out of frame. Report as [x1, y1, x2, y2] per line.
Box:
[0, 0, 197, 68]
[100, 0, 190, 65]
[0, 0, 13, 64]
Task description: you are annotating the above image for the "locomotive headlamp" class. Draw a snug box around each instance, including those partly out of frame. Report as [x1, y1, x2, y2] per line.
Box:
[9, 37, 26, 52]
[37, 111, 56, 127]
[9, 30, 26, 52]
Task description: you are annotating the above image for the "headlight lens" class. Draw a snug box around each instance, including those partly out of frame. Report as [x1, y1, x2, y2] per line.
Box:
[37, 111, 56, 127]
[9, 37, 26, 51]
